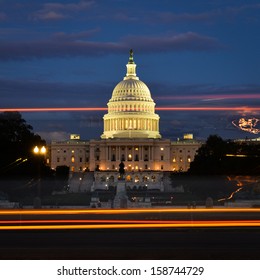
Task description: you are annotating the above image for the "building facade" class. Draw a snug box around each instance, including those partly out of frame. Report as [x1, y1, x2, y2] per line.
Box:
[48, 51, 202, 174]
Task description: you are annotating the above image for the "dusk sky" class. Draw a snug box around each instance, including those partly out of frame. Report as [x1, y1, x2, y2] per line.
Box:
[1, 0, 260, 142]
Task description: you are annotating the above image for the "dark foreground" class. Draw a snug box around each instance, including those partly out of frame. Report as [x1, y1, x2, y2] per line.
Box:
[0, 227, 260, 260]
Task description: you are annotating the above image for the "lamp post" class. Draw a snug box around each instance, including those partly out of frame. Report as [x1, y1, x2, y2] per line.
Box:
[33, 145, 46, 208]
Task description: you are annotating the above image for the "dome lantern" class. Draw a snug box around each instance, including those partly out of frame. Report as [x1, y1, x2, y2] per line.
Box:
[125, 49, 138, 80]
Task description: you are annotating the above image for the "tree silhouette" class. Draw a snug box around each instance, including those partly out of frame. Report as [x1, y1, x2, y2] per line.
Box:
[189, 135, 260, 175]
[0, 111, 46, 177]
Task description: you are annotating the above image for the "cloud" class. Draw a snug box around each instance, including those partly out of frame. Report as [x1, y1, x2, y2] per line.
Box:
[32, 11, 68, 21]
[51, 29, 100, 41]
[152, 11, 220, 23]
[152, 83, 260, 108]
[0, 79, 111, 108]
[0, 32, 224, 61]
[35, 131, 70, 142]
[146, 4, 260, 24]
[123, 32, 224, 52]
[0, 12, 7, 21]
[43, 1, 95, 12]
[112, 12, 138, 22]
[226, 4, 260, 14]
[30, 0, 95, 21]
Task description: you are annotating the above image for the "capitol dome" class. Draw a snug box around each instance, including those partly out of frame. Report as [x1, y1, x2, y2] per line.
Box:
[111, 78, 153, 102]
[101, 50, 161, 139]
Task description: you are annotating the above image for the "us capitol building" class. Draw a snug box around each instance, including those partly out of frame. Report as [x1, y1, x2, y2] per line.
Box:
[48, 51, 201, 191]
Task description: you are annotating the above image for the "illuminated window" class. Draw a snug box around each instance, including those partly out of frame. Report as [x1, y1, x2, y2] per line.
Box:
[160, 147, 164, 151]
[72, 150, 74, 153]
[187, 156, 191, 162]
[71, 156, 75, 163]
[173, 158, 176, 162]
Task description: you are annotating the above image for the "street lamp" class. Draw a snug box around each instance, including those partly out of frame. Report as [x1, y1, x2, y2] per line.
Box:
[34, 146, 46, 155]
[33, 145, 46, 208]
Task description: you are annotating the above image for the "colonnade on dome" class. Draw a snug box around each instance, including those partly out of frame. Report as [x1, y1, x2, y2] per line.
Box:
[104, 117, 159, 132]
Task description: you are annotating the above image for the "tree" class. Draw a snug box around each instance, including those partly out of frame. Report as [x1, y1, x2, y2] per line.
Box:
[0, 111, 46, 177]
[55, 166, 70, 191]
[189, 135, 227, 174]
[189, 134, 260, 175]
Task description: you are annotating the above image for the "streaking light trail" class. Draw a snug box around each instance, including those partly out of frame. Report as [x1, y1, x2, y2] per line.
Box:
[1, 219, 259, 225]
[1, 208, 260, 215]
[0, 107, 260, 112]
[1, 209, 260, 230]
[0, 221, 260, 230]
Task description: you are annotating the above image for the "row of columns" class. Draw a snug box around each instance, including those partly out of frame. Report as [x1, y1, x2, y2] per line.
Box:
[104, 118, 159, 132]
[106, 145, 154, 161]
[108, 104, 154, 113]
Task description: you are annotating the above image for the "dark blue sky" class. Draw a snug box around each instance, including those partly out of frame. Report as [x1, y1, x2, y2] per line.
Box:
[0, 0, 260, 142]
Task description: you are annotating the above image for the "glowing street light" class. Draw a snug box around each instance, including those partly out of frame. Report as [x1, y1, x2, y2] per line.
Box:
[33, 145, 46, 208]
[33, 146, 46, 155]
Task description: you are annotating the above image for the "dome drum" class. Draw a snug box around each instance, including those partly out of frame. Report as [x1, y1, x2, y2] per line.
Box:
[108, 101, 155, 114]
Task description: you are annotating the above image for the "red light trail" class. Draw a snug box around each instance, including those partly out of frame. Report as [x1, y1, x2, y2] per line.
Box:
[0, 220, 260, 230]
[1, 209, 260, 230]
[1, 219, 259, 225]
[0, 106, 260, 112]
[1, 208, 260, 215]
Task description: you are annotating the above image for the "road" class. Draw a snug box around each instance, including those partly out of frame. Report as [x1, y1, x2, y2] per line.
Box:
[0, 208, 260, 259]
